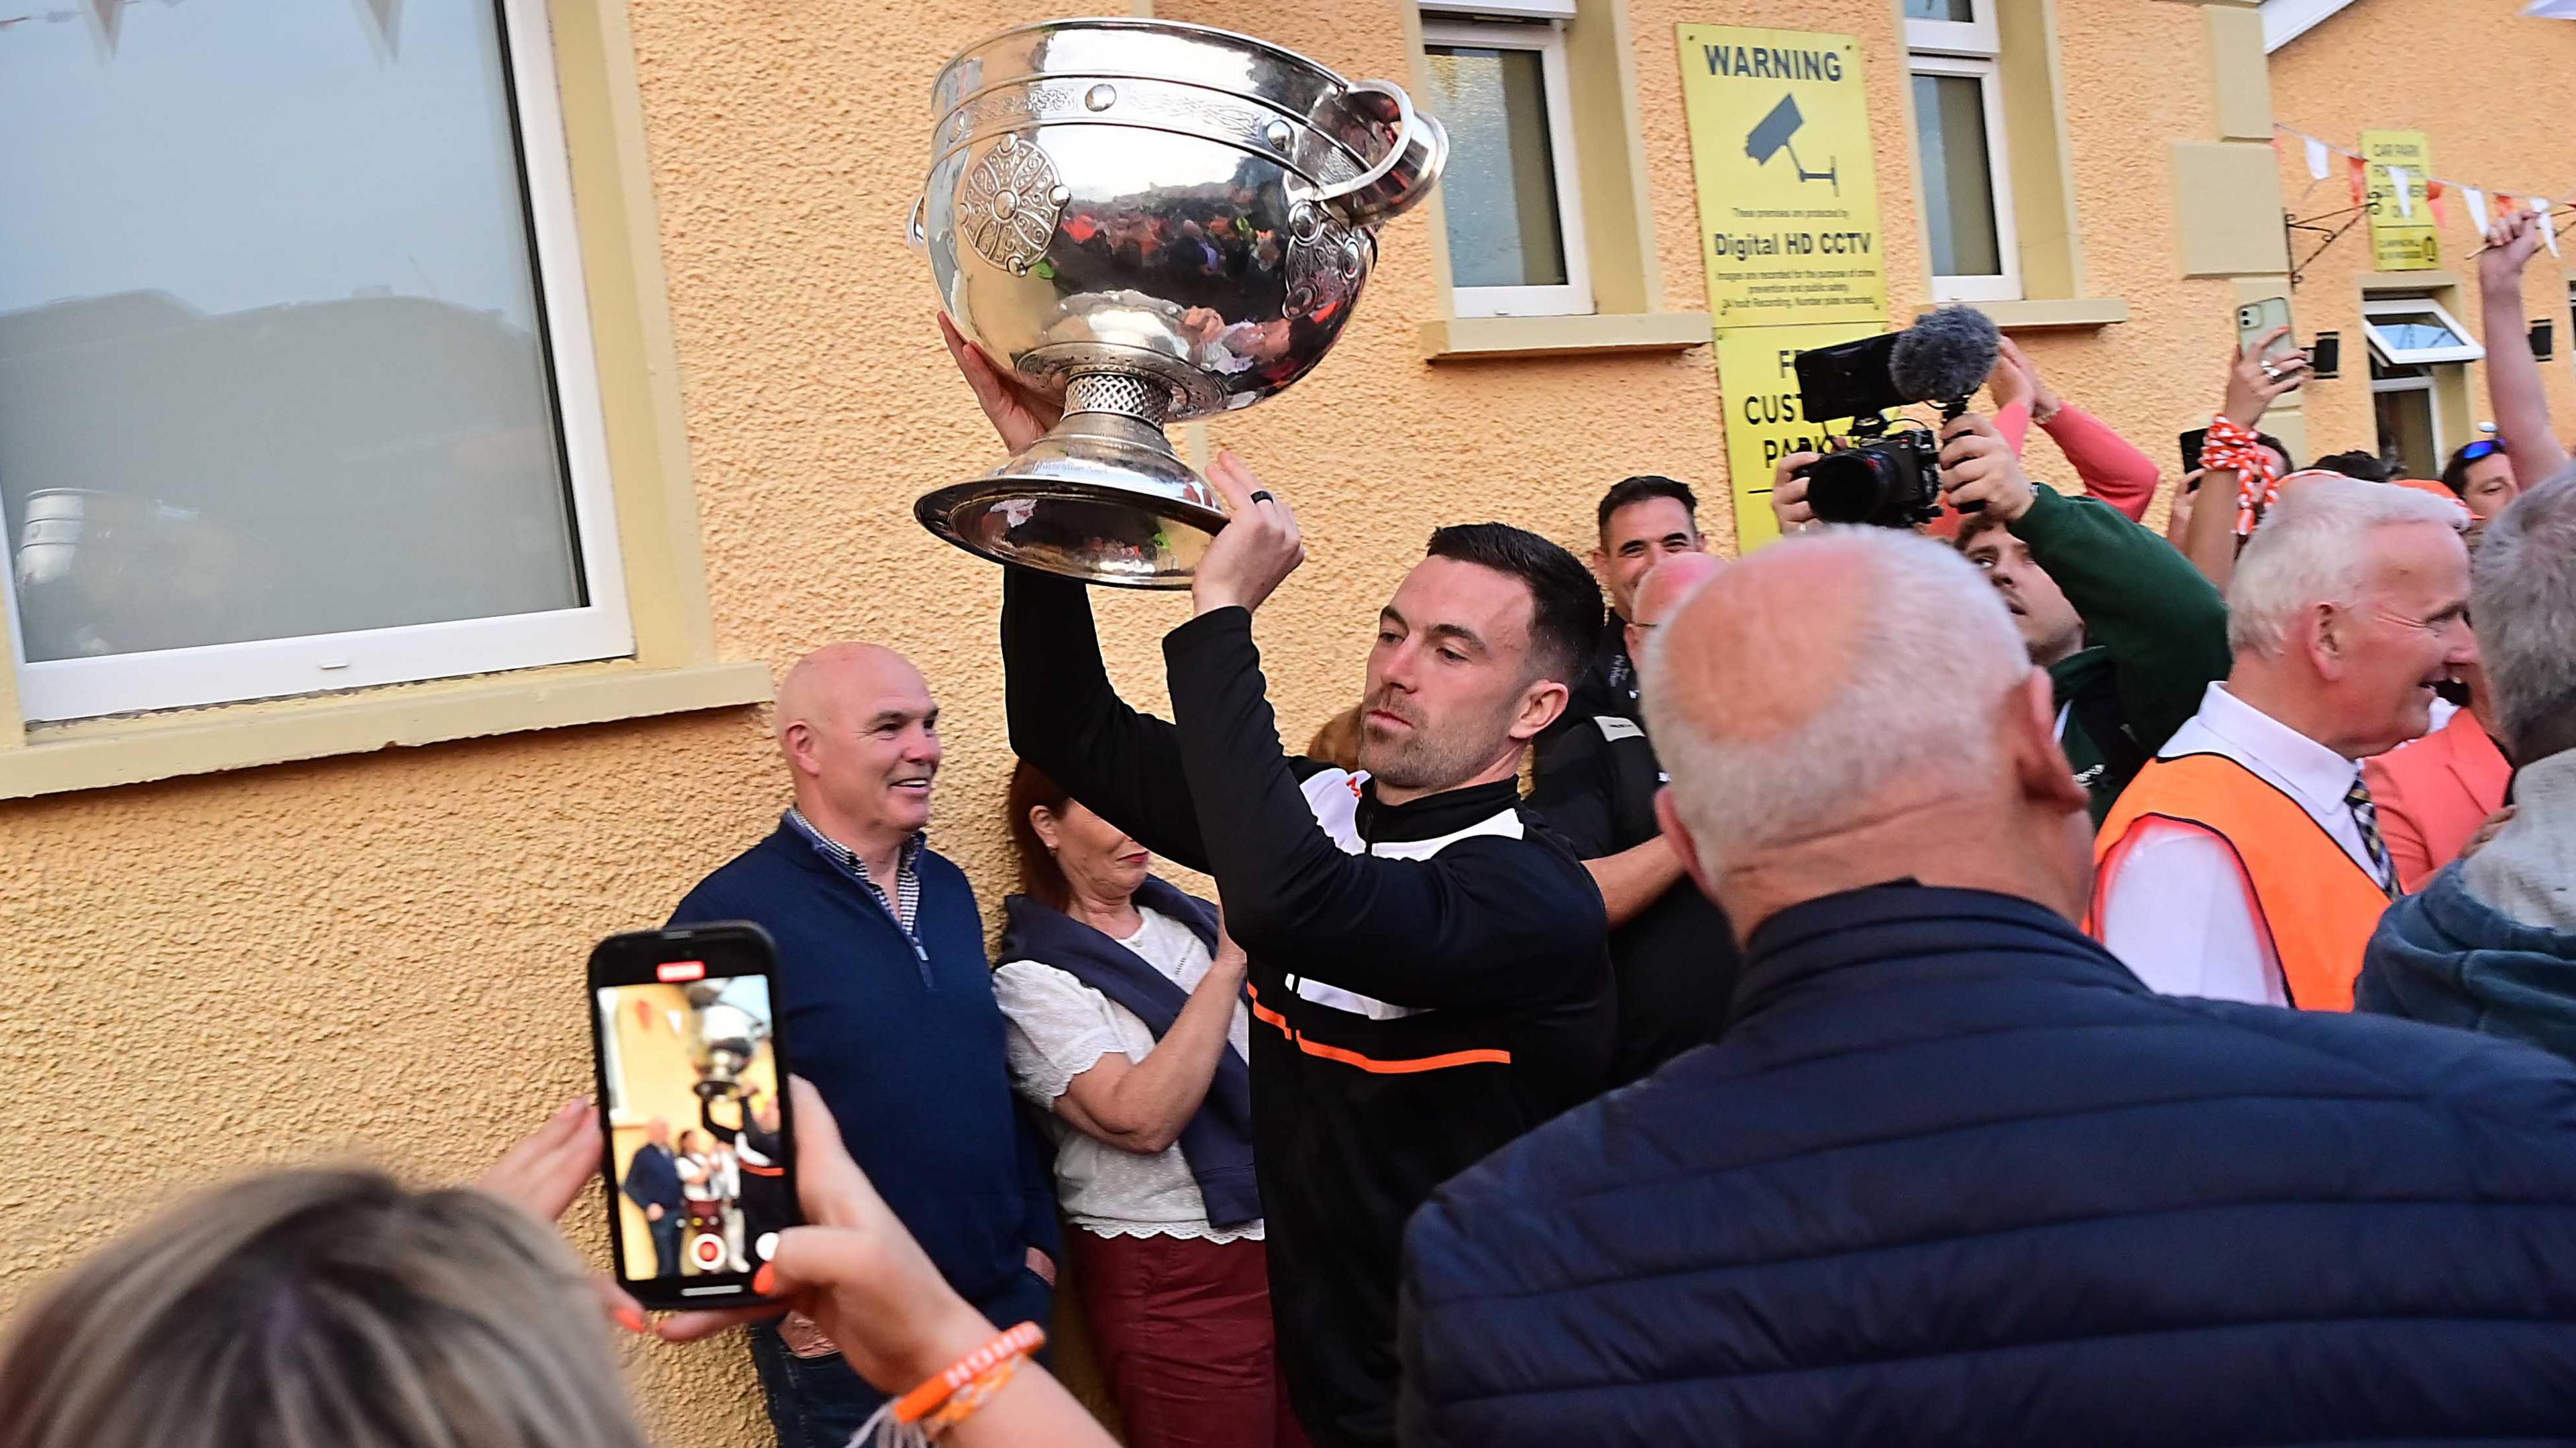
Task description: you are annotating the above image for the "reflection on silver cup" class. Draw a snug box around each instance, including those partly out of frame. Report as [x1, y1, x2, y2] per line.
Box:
[911, 19, 1446, 587]
[684, 987, 767, 1102]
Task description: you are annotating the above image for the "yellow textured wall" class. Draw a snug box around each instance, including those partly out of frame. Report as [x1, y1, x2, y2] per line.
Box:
[2268, 0, 2576, 469]
[1, 1, 2261, 1442]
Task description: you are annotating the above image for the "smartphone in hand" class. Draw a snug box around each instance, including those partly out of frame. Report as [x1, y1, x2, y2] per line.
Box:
[2237, 297, 2299, 366]
[590, 922, 798, 1311]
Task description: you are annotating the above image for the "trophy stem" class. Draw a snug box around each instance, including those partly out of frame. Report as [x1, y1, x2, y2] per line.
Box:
[912, 366, 1227, 588]
[1063, 371, 1175, 429]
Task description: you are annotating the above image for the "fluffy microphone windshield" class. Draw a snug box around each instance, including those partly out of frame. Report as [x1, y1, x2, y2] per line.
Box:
[1888, 305, 2001, 404]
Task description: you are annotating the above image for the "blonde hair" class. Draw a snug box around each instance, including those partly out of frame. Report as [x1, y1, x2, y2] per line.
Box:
[0, 1170, 646, 1448]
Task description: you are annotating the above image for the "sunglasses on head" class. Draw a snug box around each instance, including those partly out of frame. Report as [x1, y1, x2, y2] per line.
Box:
[2459, 439, 2507, 463]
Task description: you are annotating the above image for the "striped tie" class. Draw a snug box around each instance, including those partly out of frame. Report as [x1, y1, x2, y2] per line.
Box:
[2345, 778, 2400, 899]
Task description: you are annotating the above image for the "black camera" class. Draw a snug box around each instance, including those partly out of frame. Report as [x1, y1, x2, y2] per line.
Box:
[1799, 422, 1943, 529]
[1789, 309, 2000, 529]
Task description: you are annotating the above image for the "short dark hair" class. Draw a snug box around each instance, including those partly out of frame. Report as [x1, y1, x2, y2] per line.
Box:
[1425, 523, 1603, 686]
[2314, 449, 2393, 484]
[1595, 474, 1700, 539]
[2440, 440, 2504, 496]
[1953, 509, 2012, 551]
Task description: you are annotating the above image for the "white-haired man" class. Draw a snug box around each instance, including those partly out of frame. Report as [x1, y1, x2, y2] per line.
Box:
[2361, 474, 2576, 1056]
[1398, 526, 2576, 1446]
[2091, 477, 2476, 1009]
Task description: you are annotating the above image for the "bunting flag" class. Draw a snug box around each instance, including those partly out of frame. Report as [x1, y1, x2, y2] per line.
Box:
[2540, 200, 2563, 257]
[85, 0, 119, 54]
[2279, 124, 2573, 244]
[356, 0, 402, 60]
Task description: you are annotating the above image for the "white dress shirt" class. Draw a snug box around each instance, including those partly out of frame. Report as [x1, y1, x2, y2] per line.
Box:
[2099, 683, 2394, 1005]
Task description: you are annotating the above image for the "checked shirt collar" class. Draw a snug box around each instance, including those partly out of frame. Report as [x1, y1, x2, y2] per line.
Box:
[784, 807, 924, 938]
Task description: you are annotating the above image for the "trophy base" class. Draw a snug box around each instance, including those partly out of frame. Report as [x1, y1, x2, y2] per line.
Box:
[914, 395, 1228, 590]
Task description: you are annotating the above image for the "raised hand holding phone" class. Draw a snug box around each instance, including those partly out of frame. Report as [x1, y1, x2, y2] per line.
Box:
[588, 922, 798, 1311]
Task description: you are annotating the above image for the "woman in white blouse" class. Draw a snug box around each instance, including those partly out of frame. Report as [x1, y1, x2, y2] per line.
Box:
[993, 761, 1305, 1448]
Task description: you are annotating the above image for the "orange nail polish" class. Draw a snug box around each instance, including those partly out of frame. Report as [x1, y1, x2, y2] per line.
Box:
[753, 1263, 776, 1297]
[614, 1304, 648, 1335]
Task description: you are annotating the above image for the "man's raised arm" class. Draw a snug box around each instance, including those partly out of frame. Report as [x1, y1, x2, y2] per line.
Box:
[1163, 457, 1605, 1011]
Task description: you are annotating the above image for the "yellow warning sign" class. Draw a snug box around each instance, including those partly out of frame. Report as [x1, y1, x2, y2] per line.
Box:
[1676, 26, 1888, 330]
[2363, 129, 2440, 272]
[1715, 321, 1888, 553]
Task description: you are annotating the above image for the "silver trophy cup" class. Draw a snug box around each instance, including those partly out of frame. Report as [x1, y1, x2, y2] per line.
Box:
[910, 19, 1446, 587]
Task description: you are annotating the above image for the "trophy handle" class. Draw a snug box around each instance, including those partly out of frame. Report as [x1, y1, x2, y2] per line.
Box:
[1308, 80, 1447, 230]
[906, 193, 929, 256]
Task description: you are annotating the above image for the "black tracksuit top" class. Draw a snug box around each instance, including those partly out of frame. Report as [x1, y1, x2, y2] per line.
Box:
[1002, 571, 1615, 1448]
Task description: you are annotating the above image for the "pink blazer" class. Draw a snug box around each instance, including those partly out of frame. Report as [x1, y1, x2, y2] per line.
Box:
[2363, 708, 2512, 893]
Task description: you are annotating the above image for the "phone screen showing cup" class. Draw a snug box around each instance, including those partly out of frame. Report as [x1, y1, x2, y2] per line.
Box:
[590, 926, 795, 1304]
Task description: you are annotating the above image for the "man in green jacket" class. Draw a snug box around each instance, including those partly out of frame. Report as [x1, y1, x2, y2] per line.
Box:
[1941, 412, 2231, 822]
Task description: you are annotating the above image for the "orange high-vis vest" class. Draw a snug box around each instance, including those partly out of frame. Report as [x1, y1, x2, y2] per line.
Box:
[2088, 753, 2392, 1011]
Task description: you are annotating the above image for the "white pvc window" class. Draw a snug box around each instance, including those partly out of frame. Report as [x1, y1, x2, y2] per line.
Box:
[0, 0, 631, 722]
[1904, 0, 2000, 54]
[2361, 296, 2486, 367]
[1421, 15, 1593, 319]
[1907, 3, 2021, 304]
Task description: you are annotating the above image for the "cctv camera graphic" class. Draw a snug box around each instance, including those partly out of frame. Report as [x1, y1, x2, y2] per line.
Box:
[1745, 95, 1839, 194]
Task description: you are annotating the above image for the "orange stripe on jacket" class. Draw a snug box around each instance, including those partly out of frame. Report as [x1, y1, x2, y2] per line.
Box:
[1244, 983, 1513, 1073]
[2090, 753, 2390, 1011]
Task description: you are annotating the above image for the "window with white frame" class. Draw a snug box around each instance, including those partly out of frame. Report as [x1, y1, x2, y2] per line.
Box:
[0, 0, 630, 724]
[1420, 2, 1592, 318]
[2364, 296, 2481, 480]
[1905, 0, 2021, 303]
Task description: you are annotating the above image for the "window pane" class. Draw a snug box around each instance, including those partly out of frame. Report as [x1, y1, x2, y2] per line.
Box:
[0, 3, 586, 665]
[2369, 311, 2470, 353]
[1424, 44, 1570, 290]
[1906, 0, 1976, 19]
[2375, 388, 2439, 480]
[1912, 72, 2004, 278]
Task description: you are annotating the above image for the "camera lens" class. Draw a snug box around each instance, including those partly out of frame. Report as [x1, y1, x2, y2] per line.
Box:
[1803, 451, 1896, 526]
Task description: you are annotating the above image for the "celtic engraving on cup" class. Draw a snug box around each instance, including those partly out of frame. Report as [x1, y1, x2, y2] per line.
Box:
[1284, 200, 1367, 319]
[957, 134, 1070, 276]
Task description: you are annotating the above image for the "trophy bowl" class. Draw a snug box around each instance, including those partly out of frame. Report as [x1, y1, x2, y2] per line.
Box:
[911, 19, 1446, 587]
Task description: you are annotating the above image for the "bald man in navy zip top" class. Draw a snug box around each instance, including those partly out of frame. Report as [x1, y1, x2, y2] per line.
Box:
[670, 644, 1059, 1448]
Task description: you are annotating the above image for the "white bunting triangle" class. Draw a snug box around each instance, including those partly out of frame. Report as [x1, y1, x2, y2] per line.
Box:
[2305, 136, 2332, 181]
[2391, 168, 2414, 217]
[2540, 200, 2563, 258]
[2467, 187, 2490, 231]
[85, 0, 121, 55]
[352, 0, 402, 60]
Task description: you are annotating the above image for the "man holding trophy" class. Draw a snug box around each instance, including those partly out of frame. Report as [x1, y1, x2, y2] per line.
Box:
[944, 338, 1614, 1445]
[915, 21, 1609, 1443]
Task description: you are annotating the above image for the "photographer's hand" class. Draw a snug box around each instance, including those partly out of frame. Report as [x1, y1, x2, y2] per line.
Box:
[1939, 413, 2036, 522]
[1772, 452, 1821, 533]
[2221, 327, 2307, 430]
[2000, 338, 2063, 425]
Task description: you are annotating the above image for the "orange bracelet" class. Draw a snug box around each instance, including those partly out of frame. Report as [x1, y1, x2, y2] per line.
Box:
[890, 1322, 1046, 1427]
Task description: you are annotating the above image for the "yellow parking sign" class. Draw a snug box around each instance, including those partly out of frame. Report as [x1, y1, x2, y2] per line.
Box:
[1715, 322, 1887, 553]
